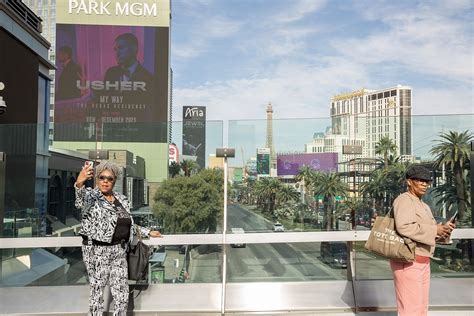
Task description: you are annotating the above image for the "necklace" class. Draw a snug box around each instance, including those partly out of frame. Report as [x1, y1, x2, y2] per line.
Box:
[104, 194, 115, 203]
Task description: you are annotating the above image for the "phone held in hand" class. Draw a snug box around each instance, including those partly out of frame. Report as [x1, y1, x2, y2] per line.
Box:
[84, 160, 94, 168]
[450, 210, 459, 223]
[84, 161, 94, 187]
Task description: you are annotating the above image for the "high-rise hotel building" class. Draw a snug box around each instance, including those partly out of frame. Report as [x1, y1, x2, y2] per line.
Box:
[306, 85, 412, 162]
[24, 0, 56, 146]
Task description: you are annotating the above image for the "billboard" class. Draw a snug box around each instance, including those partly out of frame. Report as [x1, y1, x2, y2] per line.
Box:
[256, 148, 270, 176]
[182, 106, 206, 169]
[54, 0, 170, 142]
[277, 153, 338, 176]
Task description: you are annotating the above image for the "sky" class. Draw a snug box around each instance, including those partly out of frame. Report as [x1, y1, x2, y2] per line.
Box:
[171, 0, 473, 121]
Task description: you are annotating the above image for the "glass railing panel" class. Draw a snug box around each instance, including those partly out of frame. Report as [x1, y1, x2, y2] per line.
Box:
[226, 242, 348, 282]
[354, 238, 474, 280]
[0, 244, 222, 287]
[1, 247, 87, 287]
[1, 114, 472, 240]
[430, 238, 474, 278]
[1, 121, 225, 236]
[353, 241, 392, 280]
[228, 114, 473, 231]
[226, 202, 354, 233]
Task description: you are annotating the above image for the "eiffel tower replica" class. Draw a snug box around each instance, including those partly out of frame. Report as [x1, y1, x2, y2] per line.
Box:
[265, 102, 277, 173]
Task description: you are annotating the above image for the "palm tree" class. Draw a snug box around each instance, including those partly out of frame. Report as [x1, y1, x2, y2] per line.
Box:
[384, 161, 410, 205]
[180, 159, 199, 177]
[309, 172, 349, 230]
[295, 166, 315, 204]
[276, 184, 300, 208]
[169, 161, 181, 178]
[261, 177, 283, 214]
[430, 130, 472, 220]
[338, 197, 370, 229]
[375, 136, 398, 169]
[360, 169, 387, 213]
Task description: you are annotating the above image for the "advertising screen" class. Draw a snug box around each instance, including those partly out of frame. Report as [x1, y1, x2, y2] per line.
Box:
[277, 153, 338, 176]
[54, 0, 169, 142]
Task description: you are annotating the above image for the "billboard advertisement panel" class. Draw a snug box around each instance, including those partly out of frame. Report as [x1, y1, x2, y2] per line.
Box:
[277, 153, 338, 176]
[257, 148, 270, 176]
[54, 0, 169, 142]
[182, 106, 206, 169]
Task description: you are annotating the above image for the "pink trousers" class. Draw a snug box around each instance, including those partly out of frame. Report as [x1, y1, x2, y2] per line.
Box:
[390, 259, 431, 316]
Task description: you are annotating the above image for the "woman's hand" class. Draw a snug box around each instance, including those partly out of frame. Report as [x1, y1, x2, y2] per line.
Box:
[149, 231, 162, 238]
[436, 222, 454, 239]
[76, 164, 94, 188]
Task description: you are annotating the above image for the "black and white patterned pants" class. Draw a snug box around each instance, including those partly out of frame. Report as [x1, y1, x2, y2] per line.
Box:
[82, 244, 129, 315]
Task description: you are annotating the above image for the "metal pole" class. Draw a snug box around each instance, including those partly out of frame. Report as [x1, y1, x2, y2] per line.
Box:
[442, 162, 446, 218]
[221, 157, 228, 315]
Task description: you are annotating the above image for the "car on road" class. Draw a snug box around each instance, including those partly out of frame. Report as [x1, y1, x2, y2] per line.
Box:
[272, 222, 285, 232]
[320, 241, 347, 268]
[230, 227, 246, 248]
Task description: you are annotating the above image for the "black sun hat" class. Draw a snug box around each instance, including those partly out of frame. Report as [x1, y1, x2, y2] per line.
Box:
[405, 164, 432, 181]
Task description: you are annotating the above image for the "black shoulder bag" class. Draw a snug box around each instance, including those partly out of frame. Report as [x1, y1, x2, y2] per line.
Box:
[128, 225, 151, 281]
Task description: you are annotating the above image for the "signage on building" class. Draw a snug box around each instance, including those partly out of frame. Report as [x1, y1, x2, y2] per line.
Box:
[277, 153, 338, 176]
[57, 0, 170, 27]
[169, 143, 179, 164]
[54, 0, 170, 142]
[182, 106, 206, 169]
[257, 148, 270, 176]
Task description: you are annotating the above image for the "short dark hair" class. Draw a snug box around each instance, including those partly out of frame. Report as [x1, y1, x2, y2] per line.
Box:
[59, 46, 73, 58]
[115, 33, 138, 48]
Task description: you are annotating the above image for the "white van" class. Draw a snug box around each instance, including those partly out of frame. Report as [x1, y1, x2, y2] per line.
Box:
[230, 227, 246, 248]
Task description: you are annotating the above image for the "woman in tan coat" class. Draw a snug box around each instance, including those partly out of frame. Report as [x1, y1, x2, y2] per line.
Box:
[391, 164, 455, 316]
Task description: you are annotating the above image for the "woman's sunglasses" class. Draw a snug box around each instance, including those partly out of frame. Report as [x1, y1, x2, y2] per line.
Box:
[98, 175, 115, 182]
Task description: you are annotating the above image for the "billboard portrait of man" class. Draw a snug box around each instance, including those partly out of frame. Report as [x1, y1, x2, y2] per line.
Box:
[104, 33, 154, 91]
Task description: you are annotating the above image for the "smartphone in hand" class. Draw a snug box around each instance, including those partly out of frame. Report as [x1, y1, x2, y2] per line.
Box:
[450, 210, 459, 223]
[84, 161, 94, 186]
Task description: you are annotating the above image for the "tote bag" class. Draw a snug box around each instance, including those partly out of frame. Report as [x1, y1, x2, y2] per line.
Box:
[364, 210, 416, 262]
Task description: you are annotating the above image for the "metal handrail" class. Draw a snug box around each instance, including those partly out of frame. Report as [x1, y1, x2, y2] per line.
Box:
[1, 229, 473, 249]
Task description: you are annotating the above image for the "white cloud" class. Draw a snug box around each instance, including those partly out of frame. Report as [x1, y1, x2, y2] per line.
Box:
[338, 1, 473, 83]
[273, 0, 327, 23]
[414, 88, 474, 115]
[172, 0, 473, 122]
[174, 57, 370, 121]
[173, 15, 242, 61]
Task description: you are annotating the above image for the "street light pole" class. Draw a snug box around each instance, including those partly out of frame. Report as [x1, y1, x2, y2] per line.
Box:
[216, 148, 235, 315]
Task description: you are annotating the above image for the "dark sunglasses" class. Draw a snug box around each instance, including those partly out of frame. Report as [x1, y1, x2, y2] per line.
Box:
[412, 178, 431, 185]
[98, 175, 115, 182]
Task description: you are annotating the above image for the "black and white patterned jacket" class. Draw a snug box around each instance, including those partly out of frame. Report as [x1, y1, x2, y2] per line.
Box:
[75, 185, 150, 244]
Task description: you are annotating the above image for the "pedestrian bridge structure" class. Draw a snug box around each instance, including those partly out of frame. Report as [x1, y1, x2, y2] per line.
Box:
[1, 228, 473, 315]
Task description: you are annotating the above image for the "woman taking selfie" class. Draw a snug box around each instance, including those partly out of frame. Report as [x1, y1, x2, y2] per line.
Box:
[75, 160, 161, 315]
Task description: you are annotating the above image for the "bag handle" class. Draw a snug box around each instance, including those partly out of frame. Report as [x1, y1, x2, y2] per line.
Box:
[135, 224, 143, 241]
